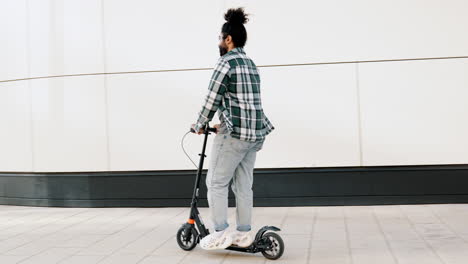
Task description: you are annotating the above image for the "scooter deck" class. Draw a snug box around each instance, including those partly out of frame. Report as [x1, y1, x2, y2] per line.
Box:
[225, 245, 257, 253]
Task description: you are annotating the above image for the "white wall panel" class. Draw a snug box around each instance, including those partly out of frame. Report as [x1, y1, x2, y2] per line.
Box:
[226, 0, 468, 66]
[257, 64, 361, 168]
[0, 0, 28, 81]
[106, 70, 222, 171]
[103, 0, 224, 73]
[0, 81, 33, 171]
[107, 63, 359, 171]
[28, 0, 104, 77]
[351, 0, 468, 61]
[359, 58, 468, 166]
[31, 76, 108, 171]
[225, 0, 358, 66]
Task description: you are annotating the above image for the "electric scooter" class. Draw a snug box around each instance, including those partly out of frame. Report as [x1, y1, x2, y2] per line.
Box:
[176, 123, 284, 260]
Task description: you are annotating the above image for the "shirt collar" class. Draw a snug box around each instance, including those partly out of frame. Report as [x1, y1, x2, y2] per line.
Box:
[227, 47, 245, 55]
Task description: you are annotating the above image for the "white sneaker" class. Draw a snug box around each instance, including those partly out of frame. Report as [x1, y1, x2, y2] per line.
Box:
[200, 229, 233, 250]
[231, 230, 255, 248]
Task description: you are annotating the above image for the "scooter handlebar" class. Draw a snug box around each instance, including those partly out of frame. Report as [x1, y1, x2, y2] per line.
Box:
[190, 126, 217, 134]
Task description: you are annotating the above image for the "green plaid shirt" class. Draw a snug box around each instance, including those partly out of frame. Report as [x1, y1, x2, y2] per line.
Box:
[194, 47, 275, 142]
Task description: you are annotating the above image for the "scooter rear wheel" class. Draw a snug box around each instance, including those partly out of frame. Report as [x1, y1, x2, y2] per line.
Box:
[176, 225, 198, 251]
[261, 232, 284, 260]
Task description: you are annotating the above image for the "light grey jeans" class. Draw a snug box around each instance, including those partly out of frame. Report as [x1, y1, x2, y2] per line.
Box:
[206, 126, 265, 232]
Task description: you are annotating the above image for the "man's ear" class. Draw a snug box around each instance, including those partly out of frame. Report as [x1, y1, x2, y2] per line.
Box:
[225, 35, 232, 44]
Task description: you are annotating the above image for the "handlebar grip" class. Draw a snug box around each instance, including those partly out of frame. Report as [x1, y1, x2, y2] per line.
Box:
[190, 126, 217, 133]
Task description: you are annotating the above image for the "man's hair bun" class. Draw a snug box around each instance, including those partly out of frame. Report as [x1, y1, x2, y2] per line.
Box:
[224, 8, 249, 25]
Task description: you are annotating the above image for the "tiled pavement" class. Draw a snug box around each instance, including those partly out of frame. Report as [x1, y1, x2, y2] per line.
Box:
[0, 204, 468, 263]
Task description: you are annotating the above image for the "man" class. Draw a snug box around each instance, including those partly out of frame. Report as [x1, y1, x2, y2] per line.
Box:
[191, 7, 275, 250]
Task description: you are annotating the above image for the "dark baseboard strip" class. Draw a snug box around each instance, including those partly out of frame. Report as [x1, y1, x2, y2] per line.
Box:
[1, 164, 468, 207]
[1, 195, 468, 208]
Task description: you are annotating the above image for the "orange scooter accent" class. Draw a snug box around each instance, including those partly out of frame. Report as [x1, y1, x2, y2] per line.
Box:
[187, 219, 195, 224]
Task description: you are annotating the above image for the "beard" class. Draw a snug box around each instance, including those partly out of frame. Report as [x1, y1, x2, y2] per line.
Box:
[219, 45, 228, 56]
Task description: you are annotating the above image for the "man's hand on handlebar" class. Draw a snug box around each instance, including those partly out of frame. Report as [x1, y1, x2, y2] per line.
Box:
[213, 124, 220, 133]
[191, 124, 204, 135]
[190, 124, 219, 135]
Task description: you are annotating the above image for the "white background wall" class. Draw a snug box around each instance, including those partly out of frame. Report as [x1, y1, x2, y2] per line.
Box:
[1, 0, 468, 172]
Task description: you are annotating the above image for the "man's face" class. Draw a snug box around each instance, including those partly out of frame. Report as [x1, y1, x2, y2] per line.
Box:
[218, 33, 228, 56]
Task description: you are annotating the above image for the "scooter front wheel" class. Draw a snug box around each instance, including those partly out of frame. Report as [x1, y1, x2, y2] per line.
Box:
[261, 232, 284, 260]
[176, 225, 198, 251]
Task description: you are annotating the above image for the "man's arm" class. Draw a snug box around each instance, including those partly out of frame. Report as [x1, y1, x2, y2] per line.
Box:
[193, 58, 230, 133]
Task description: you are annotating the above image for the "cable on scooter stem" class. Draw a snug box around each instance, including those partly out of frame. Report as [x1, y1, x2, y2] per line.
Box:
[181, 131, 199, 169]
[181, 124, 218, 170]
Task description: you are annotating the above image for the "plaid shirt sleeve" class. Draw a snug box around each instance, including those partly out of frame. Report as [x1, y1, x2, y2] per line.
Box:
[193, 57, 230, 133]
